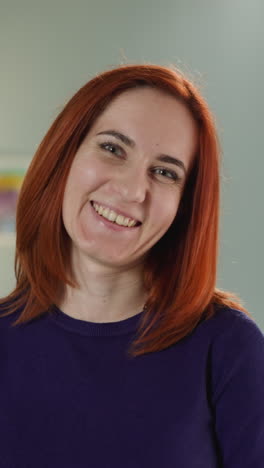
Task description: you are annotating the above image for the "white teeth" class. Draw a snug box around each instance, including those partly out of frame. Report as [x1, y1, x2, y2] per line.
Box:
[92, 202, 138, 227]
[108, 210, 117, 222]
[128, 219, 136, 227]
[102, 207, 109, 217]
[115, 215, 124, 225]
[123, 217, 129, 226]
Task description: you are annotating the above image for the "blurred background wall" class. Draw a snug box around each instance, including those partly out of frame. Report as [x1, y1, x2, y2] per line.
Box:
[0, 0, 263, 328]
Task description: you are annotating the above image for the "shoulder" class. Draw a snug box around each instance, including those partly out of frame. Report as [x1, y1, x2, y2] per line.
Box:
[193, 304, 264, 377]
[204, 305, 264, 403]
[199, 304, 264, 348]
[204, 306, 264, 464]
[205, 304, 264, 368]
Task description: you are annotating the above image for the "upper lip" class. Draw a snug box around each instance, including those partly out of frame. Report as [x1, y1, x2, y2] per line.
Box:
[91, 200, 142, 223]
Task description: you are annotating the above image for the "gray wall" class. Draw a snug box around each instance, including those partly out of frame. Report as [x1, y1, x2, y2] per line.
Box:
[1, 0, 263, 328]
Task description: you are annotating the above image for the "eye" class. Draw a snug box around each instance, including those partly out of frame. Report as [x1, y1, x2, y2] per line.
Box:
[151, 167, 182, 185]
[98, 141, 124, 158]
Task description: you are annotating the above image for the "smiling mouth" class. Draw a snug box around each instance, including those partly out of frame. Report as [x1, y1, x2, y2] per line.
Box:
[90, 201, 141, 228]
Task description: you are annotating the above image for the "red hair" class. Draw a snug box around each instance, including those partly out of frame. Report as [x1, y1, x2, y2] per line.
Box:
[0, 64, 250, 357]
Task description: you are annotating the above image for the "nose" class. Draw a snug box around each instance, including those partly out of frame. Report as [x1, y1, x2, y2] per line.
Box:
[110, 166, 149, 204]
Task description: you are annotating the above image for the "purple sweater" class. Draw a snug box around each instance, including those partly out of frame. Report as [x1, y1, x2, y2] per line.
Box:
[1, 302, 264, 467]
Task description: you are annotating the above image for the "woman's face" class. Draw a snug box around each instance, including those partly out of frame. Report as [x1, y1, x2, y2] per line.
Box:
[62, 87, 198, 270]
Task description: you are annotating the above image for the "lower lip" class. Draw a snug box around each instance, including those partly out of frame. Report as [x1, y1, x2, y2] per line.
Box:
[89, 202, 140, 232]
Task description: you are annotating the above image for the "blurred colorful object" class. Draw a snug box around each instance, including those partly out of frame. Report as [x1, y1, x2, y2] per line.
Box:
[0, 170, 25, 233]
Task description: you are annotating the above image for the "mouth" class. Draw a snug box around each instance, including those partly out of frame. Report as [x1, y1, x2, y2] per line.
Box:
[90, 201, 142, 228]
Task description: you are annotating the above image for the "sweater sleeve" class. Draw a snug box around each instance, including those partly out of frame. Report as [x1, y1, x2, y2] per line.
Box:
[210, 311, 264, 467]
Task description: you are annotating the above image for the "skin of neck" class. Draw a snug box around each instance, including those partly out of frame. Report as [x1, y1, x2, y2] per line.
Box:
[58, 250, 148, 323]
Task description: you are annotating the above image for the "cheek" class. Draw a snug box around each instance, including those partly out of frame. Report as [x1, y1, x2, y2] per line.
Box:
[62, 160, 109, 231]
[64, 162, 104, 203]
[153, 192, 180, 226]
[73, 161, 100, 188]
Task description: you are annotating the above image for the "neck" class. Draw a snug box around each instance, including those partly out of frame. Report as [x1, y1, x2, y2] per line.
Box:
[58, 255, 148, 323]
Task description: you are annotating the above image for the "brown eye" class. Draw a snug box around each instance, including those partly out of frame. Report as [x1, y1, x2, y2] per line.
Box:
[152, 167, 181, 184]
[99, 142, 124, 158]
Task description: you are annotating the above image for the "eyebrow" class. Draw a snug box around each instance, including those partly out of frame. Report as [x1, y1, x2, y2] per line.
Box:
[96, 130, 187, 176]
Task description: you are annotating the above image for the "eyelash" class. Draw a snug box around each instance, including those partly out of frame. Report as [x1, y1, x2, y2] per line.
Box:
[99, 141, 124, 157]
[98, 141, 182, 184]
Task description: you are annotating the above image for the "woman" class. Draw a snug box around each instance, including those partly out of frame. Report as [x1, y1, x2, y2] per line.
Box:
[1, 64, 263, 467]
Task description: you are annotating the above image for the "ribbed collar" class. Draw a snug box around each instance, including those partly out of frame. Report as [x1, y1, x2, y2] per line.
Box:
[48, 305, 145, 337]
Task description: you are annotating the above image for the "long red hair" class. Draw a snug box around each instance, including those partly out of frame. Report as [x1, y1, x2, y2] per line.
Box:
[0, 64, 250, 357]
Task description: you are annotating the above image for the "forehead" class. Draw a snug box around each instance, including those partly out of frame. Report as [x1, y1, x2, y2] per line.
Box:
[97, 87, 193, 124]
[89, 87, 198, 163]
